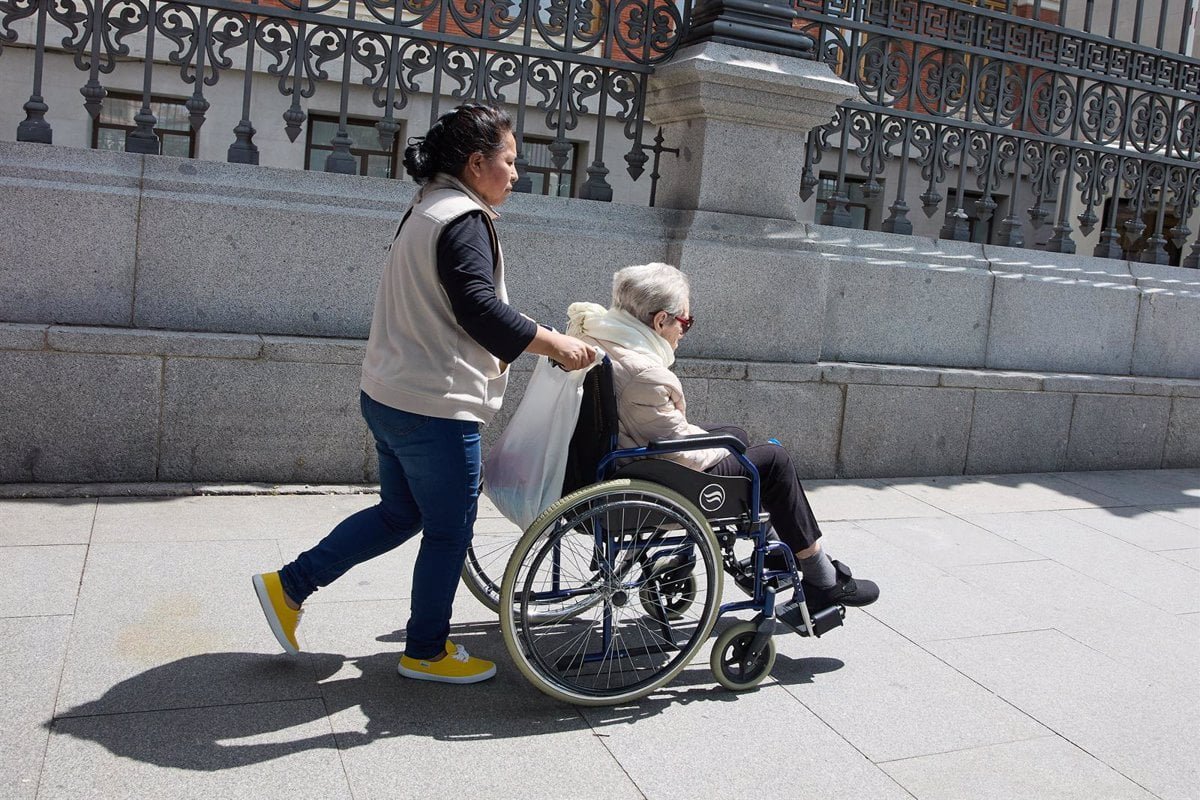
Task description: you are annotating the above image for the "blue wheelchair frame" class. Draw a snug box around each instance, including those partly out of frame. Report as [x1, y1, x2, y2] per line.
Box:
[591, 429, 835, 649]
[502, 357, 846, 697]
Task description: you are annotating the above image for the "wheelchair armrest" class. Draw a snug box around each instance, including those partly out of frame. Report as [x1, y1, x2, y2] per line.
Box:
[647, 433, 747, 455]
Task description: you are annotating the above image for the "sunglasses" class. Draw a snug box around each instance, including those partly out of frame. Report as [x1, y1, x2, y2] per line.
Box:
[671, 314, 695, 334]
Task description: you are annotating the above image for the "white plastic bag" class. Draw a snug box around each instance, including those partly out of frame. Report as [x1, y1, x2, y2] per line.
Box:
[483, 355, 596, 529]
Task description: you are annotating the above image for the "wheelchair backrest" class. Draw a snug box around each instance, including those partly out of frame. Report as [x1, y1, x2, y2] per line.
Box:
[558, 358, 756, 526]
[560, 358, 619, 497]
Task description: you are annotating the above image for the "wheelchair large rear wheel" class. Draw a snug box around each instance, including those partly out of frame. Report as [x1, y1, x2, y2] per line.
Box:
[463, 525, 608, 622]
[461, 527, 520, 613]
[500, 479, 723, 706]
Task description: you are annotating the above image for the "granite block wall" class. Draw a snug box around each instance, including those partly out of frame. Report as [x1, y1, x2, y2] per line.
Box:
[3, 323, 1196, 483]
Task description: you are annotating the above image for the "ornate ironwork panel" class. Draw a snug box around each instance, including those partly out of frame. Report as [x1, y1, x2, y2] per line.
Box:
[1, 0, 692, 201]
[795, 0, 1200, 266]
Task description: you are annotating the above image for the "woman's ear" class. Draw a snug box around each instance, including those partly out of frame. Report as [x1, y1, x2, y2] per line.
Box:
[467, 150, 486, 176]
[652, 310, 666, 331]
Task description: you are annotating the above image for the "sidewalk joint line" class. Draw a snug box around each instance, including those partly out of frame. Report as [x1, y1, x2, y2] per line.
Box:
[864, 610, 1196, 795]
[323, 695, 359, 800]
[872, 733, 1058, 765]
[923, 627, 1056, 643]
[940, 504, 1141, 516]
[33, 498, 98, 800]
[1049, 506, 1190, 557]
[572, 706, 649, 800]
[957, 557, 1052, 567]
[52, 694, 326, 722]
[777, 685, 919, 799]
[863, 614, 1071, 749]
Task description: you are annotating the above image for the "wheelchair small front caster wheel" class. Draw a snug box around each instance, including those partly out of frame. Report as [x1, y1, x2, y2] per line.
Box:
[710, 621, 776, 691]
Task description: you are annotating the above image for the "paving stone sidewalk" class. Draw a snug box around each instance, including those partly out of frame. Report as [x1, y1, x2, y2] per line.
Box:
[2, 470, 1197, 800]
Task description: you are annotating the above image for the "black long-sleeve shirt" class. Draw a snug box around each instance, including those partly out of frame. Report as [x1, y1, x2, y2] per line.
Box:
[436, 211, 538, 364]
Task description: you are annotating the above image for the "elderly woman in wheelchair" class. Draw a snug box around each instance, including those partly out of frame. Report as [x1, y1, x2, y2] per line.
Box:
[473, 262, 878, 706]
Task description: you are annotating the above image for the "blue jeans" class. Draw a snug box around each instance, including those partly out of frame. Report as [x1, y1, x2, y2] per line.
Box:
[279, 391, 481, 659]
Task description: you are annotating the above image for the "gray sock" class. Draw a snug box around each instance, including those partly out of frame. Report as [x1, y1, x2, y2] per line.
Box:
[799, 550, 837, 588]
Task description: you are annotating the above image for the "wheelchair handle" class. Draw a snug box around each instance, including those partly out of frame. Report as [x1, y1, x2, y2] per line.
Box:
[646, 433, 747, 455]
[548, 351, 606, 372]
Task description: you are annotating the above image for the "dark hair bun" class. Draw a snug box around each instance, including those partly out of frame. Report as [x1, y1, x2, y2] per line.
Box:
[402, 138, 436, 182]
[402, 104, 513, 184]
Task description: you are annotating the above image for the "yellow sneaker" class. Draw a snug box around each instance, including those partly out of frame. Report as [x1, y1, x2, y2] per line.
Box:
[397, 640, 496, 684]
[252, 572, 302, 654]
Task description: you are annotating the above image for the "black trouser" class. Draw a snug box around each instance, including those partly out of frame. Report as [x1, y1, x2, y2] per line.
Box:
[701, 425, 823, 553]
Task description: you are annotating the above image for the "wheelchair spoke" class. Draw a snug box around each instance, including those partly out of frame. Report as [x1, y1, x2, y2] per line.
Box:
[625, 607, 668, 666]
[462, 528, 529, 611]
[504, 483, 722, 702]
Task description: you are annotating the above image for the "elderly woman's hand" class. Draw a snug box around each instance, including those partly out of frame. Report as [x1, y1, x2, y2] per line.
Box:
[527, 326, 597, 370]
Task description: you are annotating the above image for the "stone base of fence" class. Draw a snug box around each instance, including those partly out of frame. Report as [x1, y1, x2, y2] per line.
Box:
[2, 323, 1196, 483]
[3, 141, 1197, 380]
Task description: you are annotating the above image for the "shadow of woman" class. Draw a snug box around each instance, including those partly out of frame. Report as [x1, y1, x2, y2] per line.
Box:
[47, 624, 844, 771]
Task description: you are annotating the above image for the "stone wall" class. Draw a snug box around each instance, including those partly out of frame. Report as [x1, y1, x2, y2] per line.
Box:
[2, 323, 1197, 483]
[2, 140, 1198, 482]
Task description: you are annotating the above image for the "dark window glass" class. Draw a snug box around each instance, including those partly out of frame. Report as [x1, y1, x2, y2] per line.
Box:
[946, 189, 998, 245]
[1101, 196, 1184, 265]
[814, 174, 877, 229]
[91, 92, 197, 158]
[305, 114, 401, 179]
[520, 136, 577, 198]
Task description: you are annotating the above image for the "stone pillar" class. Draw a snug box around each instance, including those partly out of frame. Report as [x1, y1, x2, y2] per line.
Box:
[644, 41, 855, 221]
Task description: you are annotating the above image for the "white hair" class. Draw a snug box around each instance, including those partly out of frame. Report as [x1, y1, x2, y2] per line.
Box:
[611, 262, 690, 326]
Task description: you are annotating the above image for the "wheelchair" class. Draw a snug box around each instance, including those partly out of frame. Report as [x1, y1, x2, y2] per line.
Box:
[462, 358, 846, 706]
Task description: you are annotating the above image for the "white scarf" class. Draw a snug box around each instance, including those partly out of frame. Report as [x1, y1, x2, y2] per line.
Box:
[567, 302, 675, 368]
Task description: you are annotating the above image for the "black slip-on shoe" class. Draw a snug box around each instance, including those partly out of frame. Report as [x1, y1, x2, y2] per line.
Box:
[801, 559, 879, 612]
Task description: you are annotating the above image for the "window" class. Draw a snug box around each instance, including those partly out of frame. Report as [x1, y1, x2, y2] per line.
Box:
[814, 174, 879, 229]
[91, 92, 196, 158]
[945, 189, 998, 244]
[305, 114, 401, 179]
[1101, 197, 1185, 266]
[581, 0, 604, 36]
[520, 135, 578, 198]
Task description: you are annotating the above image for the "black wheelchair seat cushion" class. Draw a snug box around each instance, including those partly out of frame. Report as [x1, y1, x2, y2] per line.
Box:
[611, 458, 752, 521]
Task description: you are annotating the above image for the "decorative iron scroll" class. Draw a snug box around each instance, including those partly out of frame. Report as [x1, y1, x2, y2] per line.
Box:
[794, 0, 1200, 266]
[1, 0, 691, 200]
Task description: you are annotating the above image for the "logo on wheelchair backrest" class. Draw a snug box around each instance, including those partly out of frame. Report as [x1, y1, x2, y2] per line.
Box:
[699, 483, 725, 512]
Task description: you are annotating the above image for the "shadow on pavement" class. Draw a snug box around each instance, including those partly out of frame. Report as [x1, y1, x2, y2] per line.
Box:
[47, 622, 844, 772]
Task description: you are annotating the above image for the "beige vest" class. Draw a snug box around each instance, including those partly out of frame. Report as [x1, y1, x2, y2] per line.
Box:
[360, 177, 511, 424]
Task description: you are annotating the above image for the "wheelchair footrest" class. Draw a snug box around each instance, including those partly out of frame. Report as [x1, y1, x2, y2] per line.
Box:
[776, 599, 846, 637]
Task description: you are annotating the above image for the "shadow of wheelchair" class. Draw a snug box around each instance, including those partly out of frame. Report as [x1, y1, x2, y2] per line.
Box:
[47, 621, 843, 772]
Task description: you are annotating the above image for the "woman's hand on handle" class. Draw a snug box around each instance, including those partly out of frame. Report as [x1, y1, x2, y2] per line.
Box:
[527, 326, 596, 371]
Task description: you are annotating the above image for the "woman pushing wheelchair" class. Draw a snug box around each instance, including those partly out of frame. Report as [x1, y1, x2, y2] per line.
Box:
[567, 262, 878, 613]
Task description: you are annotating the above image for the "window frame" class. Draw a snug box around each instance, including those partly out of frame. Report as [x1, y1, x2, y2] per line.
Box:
[90, 90, 197, 158]
[519, 134, 580, 198]
[304, 112, 402, 179]
[1101, 196, 1185, 266]
[945, 187, 1000, 245]
[814, 173, 879, 229]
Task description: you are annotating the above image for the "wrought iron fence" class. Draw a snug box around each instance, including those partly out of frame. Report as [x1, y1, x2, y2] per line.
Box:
[0, 0, 691, 200]
[3, 0, 1198, 258]
[796, 0, 1200, 266]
